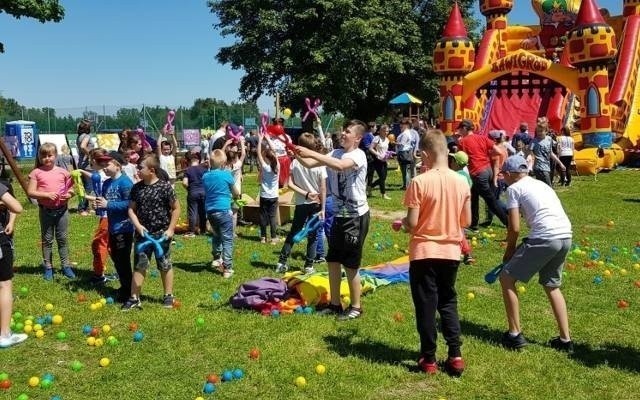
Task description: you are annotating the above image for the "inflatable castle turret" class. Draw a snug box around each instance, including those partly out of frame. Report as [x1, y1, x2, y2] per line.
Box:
[433, 3, 476, 133]
[565, 0, 617, 148]
[624, 0, 640, 16]
[479, 0, 513, 30]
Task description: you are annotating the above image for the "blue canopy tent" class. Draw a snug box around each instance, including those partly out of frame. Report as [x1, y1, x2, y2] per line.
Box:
[388, 92, 423, 120]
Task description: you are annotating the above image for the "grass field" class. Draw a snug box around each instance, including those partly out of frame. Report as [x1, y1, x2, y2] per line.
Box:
[2, 165, 640, 400]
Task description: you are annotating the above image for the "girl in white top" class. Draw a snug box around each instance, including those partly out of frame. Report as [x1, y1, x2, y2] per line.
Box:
[368, 124, 392, 199]
[157, 127, 178, 186]
[556, 126, 575, 187]
[257, 134, 280, 244]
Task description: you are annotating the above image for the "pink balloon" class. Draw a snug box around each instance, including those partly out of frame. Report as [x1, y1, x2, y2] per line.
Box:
[302, 97, 321, 122]
[163, 110, 175, 133]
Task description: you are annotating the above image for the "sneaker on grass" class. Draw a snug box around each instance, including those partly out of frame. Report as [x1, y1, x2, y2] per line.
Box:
[61, 265, 76, 279]
[501, 331, 528, 350]
[317, 303, 342, 316]
[162, 294, 175, 308]
[222, 269, 234, 279]
[275, 262, 288, 274]
[549, 336, 574, 353]
[0, 332, 28, 348]
[417, 357, 438, 375]
[337, 306, 363, 321]
[444, 357, 465, 377]
[121, 297, 142, 311]
[43, 266, 53, 281]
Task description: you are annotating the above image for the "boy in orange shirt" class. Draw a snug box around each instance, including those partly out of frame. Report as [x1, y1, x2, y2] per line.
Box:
[401, 129, 471, 376]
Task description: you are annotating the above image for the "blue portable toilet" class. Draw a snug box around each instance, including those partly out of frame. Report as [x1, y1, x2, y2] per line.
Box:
[4, 120, 38, 159]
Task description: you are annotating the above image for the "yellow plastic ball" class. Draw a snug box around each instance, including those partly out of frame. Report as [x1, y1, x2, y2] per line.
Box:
[466, 292, 475, 300]
[89, 303, 98, 311]
[620, 268, 628, 275]
[99, 357, 110, 367]
[33, 324, 42, 331]
[102, 324, 112, 334]
[28, 376, 40, 387]
[45, 303, 54, 311]
[24, 319, 33, 326]
[52, 315, 63, 325]
[196, 397, 205, 400]
[35, 330, 45, 339]
[99, 298, 107, 305]
[294, 376, 307, 388]
[315, 364, 326, 375]
[517, 286, 526, 294]
[23, 325, 33, 334]
[604, 269, 612, 277]
[94, 338, 104, 347]
[634, 263, 640, 270]
[86, 337, 96, 346]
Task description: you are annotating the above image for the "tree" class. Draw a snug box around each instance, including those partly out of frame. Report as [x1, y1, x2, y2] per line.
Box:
[209, 0, 478, 121]
[0, 0, 65, 53]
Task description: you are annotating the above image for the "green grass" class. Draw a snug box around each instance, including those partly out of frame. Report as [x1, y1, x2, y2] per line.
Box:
[2, 166, 640, 400]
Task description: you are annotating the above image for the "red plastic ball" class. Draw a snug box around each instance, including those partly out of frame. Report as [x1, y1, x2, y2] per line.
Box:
[249, 348, 260, 359]
[0, 379, 11, 389]
[206, 374, 220, 384]
[129, 322, 139, 332]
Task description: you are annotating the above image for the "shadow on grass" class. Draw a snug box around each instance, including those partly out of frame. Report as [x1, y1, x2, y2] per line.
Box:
[324, 327, 419, 370]
[623, 198, 640, 203]
[569, 342, 640, 373]
[173, 261, 211, 273]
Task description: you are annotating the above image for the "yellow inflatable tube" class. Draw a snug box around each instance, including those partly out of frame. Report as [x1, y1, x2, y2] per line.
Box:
[574, 144, 624, 175]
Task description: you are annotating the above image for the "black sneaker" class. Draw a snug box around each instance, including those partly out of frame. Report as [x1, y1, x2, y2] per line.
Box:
[121, 297, 142, 311]
[317, 303, 343, 316]
[479, 221, 492, 228]
[463, 254, 476, 265]
[314, 257, 326, 264]
[549, 337, 574, 353]
[501, 331, 528, 350]
[337, 306, 363, 321]
[90, 275, 108, 286]
[162, 294, 175, 308]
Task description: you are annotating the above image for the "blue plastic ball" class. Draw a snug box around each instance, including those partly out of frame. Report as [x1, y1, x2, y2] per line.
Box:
[203, 382, 216, 394]
[36, 317, 46, 325]
[42, 373, 55, 382]
[44, 315, 53, 325]
[82, 325, 92, 335]
[133, 331, 144, 342]
[271, 309, 280, 318]
[232, 368, 244, 379]
[106, 297, 114, 305]
[303, 306, 313, 314]
[211, 292, 221, 301]
[222, 370, 233, 382]
[51, 396, 62, 400]
[294, 306, 303, 313]
[593, 276, 603, 284]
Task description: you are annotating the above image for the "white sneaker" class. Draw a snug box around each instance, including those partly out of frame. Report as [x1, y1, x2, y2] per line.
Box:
[211, 258, 223, 272]
[275, 262, 288, 274]
[222, 269, 234, 279]
[303, 265, 316, 275]
[0, 332, 28, 348]
[383, 194, 392, 200]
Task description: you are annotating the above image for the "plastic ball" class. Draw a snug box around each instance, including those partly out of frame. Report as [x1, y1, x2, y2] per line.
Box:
[466, 292, 475, 300]
[82, 325, 92, 335]
[617, 299, 629, 309]
[19, 286, 28, 296]
[71, 361, 83, 372]
[77, 293, 87, 302]
[14, 322, 24, 332]
[0, 379, 11, 389]
[593, 276, 603, 284]
[303, 306, 313, 314]
[12, 312, 22, 320]
[40, 378, 52, 389]
[90, 327, 100, 337]
[35, 330, 45, 339]
[172, 299, 181, 309]
[222, 370, 233, 382]
[195, 317, 205, 327]
[28, 377, 40, 387]
[202, 382, 216, 394]
[271, 309, 280, 318]
[211, 292, 221, 301]
[17, 394, 28, 400]
[128, 322, 139, 331]
[634, 281, 640, 288]
[33, 324, 43, 331]
[105, 297, 115, 305]
[249, 348, 260, 359]
[315, 364, 326, 375]
[517, 286, 526, 294]
[23, 325, 33, 334]
[102, 325, 111, 334]
[107, 336, 119, 346]
[51, 396, 62, 400]
[294, 306, 303, 314]
[94, 338, 104, 347]
[42, 373, 54, 382]
[0, 373, 8, 381]
[99, 298, 107, 305]
[603, 269, 612, 277]
[232, 368, 244, 379]
[620, 268, 628, 276]
[206, 374, 220, 384]
[99, 358, 110, 367]
[45, 303, 54, 311]
[89, 303, 98, 311]
[86, 337, 96, 346]
[133, 331, 144, 342]
[294, 376, 307, 388]
[52, 315, 63, 325]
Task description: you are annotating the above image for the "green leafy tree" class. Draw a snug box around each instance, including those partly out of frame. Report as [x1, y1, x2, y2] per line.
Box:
[209, 0, 478, 121]
[0, 0, 65, 53]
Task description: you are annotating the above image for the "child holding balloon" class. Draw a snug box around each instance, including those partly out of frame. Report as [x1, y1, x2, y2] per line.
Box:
[257, 133, 280, 244]
[157, 127, 178, 187]
[0, 181, 26, 348]
[27, 143, 77, 280]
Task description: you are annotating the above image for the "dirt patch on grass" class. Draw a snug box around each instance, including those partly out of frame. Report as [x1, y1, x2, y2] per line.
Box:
[370, 209, 405, 221]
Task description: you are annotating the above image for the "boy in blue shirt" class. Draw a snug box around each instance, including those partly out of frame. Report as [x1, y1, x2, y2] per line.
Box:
[94, 151, 134, 302]
[204, 149, 241, 278]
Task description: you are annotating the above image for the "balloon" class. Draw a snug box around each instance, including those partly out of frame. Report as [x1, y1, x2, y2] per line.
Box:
[283, 108, 292, 118]
[302, 97, 321, 122]
[388, 134, 396, 143]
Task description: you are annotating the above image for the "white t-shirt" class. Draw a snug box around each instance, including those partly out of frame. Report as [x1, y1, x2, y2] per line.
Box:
[159, 154, 177, 180]
[372, 136, 390, 160]
[396, 129, 413, 152]
[506, 176, 572, 240]
[259, 162, 279, 199]
[557, 136, 574, 157]
[327, 148, 369, 217]
[122, 163, 137, 183]
[290, 159, 327, 205]
[270, 135, 292, 157]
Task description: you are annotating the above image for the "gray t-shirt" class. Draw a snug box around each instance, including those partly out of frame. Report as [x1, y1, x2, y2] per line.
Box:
[530, 136, 553, 172]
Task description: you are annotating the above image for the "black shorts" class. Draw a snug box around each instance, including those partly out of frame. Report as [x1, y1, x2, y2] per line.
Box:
[0, 241, 15, 282]
[327, 212, 370, 269]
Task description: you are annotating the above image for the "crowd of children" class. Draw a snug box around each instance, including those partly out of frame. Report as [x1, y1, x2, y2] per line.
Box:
[2, 116, 576, 383]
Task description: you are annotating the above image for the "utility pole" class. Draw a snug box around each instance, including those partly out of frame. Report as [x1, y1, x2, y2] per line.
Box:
[275, 93, 280, 119]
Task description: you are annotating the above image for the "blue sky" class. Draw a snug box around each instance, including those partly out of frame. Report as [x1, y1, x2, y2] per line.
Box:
[0, 0, 623, 115]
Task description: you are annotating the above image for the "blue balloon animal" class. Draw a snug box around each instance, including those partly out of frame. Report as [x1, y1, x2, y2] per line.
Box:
[292, 213, 324, 244]
[135, 231, 167, 259]
[484, 263, 505, 284]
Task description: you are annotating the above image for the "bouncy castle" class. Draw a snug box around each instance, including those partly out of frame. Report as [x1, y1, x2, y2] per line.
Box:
[433, 0, 640, 174]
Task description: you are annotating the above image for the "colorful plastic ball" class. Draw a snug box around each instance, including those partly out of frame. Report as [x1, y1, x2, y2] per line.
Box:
[40, 378, 52, 389]
[128, 322, 139, 332]
[222, 370, 233, 382]
[45, 303, 54, 311]
[17, 394, 28, 400]
[23, 325, 33, 334]
[0, 379, 11, 389]
[77, 293, 87, 302]
[105, 297, 114, 305]
[303, 306, 313, 314]
[294, 306, 303, 314]
[232, 368, 244, 379]
[294, 376, 307, 388]
[56, 331, 67, 341]
[466, 292, 475, 300]
[517, 286, 526, 294]
[195, 397, 204, 400]
[14, 322, 24, 332]
[99, 358, 110, 367]
[618, 299, 629, 309]
[172, 299, 181, 309]
[211, 292, 221, 301]
[89, 303, 98, 311]
[71, 361, 83, 372]
[33, 324, 43, 331]
[593, 276, 603, 284]
[202, 382, 216, 394]
[133, 331, 144, 342]
[315, 364, 326, 375]
[94, 338, 104, 347]
[19, 286, 28, 296]
[249, 348, 260, 359]
[35, 330, 45, 339]
[42, 373, 54, 382]
[82, 325, 92, 335]
[102, 325, 111, 334]
[86, 337, 96, 346]
[52, 315, 63, 325]
[270, 309, 280, 318]
[90, 327, 100, 337]
[206, 374, 220, 384]
[12, 312, 22, 320]
[195, 317, 205, 327]
[51, 396, 62, 400]
[28, 377, 40, 387]
[0, 373, 8, 381]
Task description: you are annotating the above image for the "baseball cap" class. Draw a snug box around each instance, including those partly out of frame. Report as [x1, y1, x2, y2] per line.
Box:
[457, 119, 474, 130]
[448, 151, 468, 167]
[501, 155, 529, 173]
[95, 151, 125, 165]
[488, 130, 504, 140]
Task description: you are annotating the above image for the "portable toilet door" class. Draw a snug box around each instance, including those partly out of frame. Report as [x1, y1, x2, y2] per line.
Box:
[4, 120, 38, 159]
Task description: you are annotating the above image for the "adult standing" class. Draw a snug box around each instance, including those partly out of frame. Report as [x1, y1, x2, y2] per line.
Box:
[361, 122, 376, 196]
[456, 119, 508, 231]
[209, 121, 228, 151]
[396, 119, 416, 190]
[369, 124, 391, 199]
[556, 126, 575, 186]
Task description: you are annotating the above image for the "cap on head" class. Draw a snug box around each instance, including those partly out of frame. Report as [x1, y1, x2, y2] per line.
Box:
[501, 155, 529, 173]
[95, 151, 125, 165]
[449, 151, 469, 167]
[488, 130, 504, 140]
